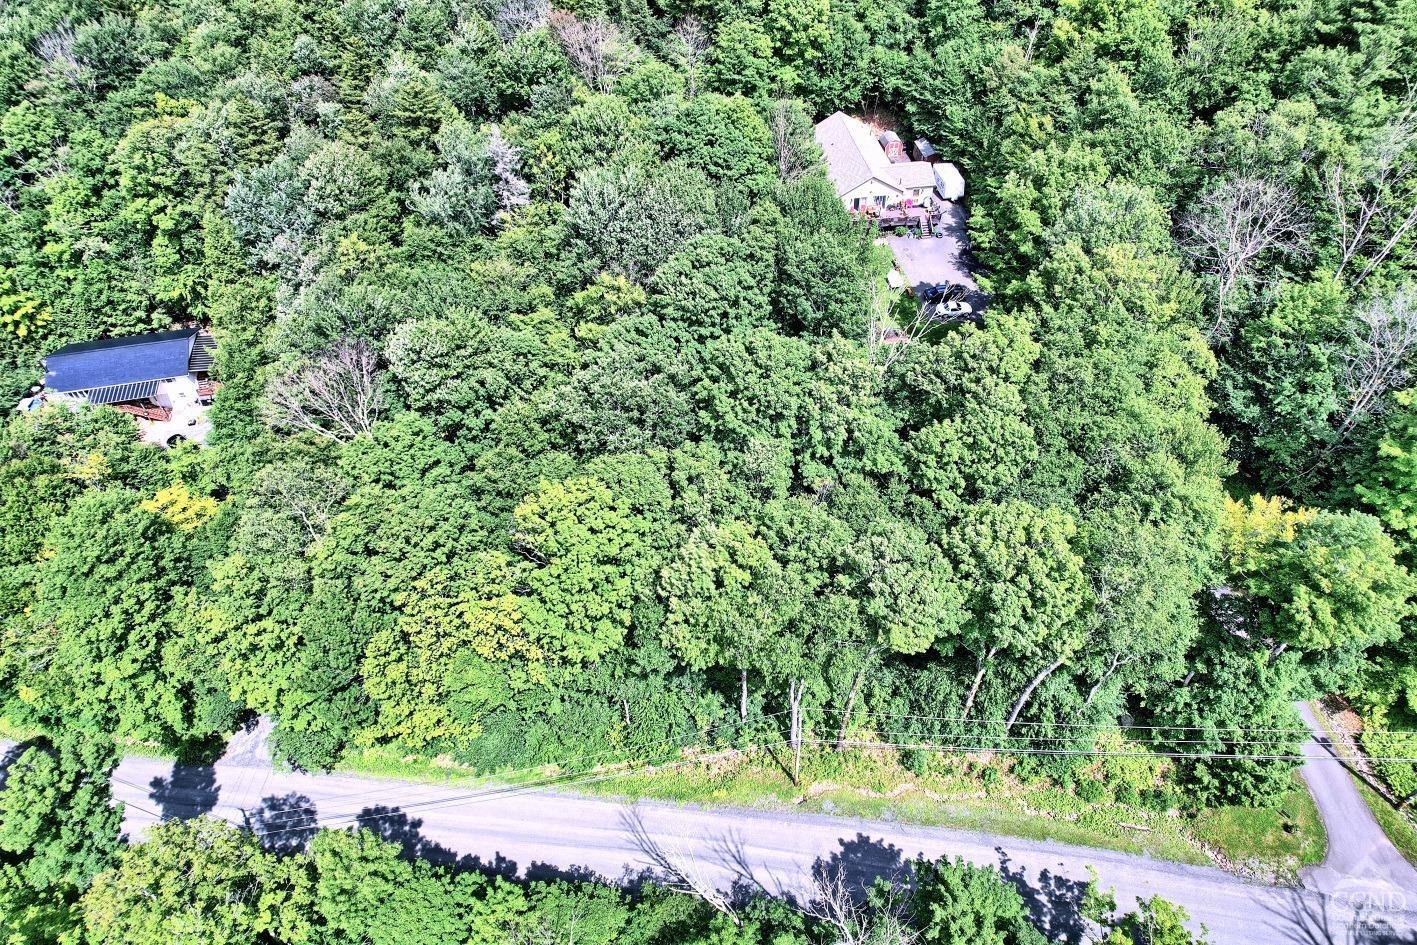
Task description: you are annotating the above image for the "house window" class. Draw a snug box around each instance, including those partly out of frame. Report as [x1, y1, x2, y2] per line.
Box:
[851, 197, 862, 211]
[874, 195, 886, 207]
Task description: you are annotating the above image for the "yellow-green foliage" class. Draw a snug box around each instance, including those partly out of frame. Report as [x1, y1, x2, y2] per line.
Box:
[1094, 728, 1165, 793]
[140, 482, 219, 531]
[0, 271, 50, 337]
[1362, 726, 1417, 799]
[1220, 494, 1314, 571]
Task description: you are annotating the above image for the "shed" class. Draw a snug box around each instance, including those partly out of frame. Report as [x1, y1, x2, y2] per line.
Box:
[934, 162, 965, 201]
[814, 112, 941, 210]
[878, 130, 907, 163]
[912, 138, 938, 162]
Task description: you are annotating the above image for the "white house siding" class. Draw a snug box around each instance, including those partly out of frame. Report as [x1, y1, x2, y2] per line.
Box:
[156, 375, 200, 410]
[842, 177, 903, 211]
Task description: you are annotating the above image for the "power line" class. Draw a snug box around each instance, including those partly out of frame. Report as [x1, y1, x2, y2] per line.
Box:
[107, 775, 166, 820]
[843, 726, 1322, 749]
[249, 738, 799, 840]
[849, 709, 1417, 737]
[818, 738, 1417, 763]
[246, 729, 1417, 841]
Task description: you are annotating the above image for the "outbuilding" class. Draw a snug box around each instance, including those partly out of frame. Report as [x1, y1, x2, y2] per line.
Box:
[814, 112, 944, 212]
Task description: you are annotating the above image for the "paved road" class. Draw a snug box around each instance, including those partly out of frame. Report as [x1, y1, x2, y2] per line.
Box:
[108, 746, 1417, 945]
[1298, 701, 1417, 906]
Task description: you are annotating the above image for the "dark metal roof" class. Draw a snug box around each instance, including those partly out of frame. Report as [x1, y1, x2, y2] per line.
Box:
[43, 329, 197, 394]
[188, 331, 216, 373]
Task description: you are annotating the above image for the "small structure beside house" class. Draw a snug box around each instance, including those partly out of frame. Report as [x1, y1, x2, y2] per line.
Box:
[814, 112, 942, 212]
[934, 162, 966, 201]
[912, 138, 938, 163]
[32, 328, 218, 445]
[878, 130, 907, 163]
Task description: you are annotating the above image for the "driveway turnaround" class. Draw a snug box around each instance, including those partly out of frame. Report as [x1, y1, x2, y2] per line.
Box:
[109, 743, 1417, 945]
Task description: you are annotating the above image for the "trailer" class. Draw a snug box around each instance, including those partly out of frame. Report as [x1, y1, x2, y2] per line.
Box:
[933, 162, 965, 201]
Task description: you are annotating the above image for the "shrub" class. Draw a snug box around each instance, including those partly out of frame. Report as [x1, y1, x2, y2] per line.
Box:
[1076, 778, 1109, 804]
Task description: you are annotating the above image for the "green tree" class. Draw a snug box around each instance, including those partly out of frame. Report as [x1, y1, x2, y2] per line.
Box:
[707, 19, 778, 98]
[1355, 387, 1417, 541]
[565, 161, 718, 282]
[949, 501, 1089, 723]
[1221, 495, 1413, 668]
[908, 857, 1046, 945]
[514, 476, 647, 664]
[20, 492, 201, 746]
[79, 819, 310, 945]
[659, 520, 798, 719]
[0, 732, 123, 894]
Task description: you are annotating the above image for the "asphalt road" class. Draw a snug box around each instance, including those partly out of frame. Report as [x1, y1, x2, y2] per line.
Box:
[107, 743, 1417, 945]
[886, 202, 988, 313]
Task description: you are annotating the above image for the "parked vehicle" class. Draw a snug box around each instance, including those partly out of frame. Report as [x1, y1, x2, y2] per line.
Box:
[920, 283, 967, 304]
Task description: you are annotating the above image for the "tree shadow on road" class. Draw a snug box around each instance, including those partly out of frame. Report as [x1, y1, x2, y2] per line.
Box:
[355, 804, 470, 868]
[812, 832, 910, 897]
[148, 764, 220, 819]
[246, 792, 318, 855]
[995, 846, 1090, 944]
[1258, 885, 1417, 945]
[350, 803, 608, 886]
[525, 861, 607, 884]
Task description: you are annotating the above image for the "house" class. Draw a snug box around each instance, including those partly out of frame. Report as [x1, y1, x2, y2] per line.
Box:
[814, 112, 943, 212]
[36, 328, 217, 444]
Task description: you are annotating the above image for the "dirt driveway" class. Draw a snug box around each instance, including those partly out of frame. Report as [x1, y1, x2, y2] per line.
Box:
[885, 202, 987, 313]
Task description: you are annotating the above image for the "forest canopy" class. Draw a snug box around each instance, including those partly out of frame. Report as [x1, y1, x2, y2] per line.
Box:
[1, 0, 1417, 932]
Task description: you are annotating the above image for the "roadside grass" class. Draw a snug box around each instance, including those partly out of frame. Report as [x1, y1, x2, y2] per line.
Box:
[0, 716, 39, 743]
[335, 746, 541, 788]
[551, 744, 1323, 879]
[1190, 774, 1326, 871]
[1352, 775, 1417, 869]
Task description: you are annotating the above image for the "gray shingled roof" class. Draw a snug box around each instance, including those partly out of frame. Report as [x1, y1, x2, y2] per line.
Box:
[814, 111, 899, 195]
[894, 162, 937, 189]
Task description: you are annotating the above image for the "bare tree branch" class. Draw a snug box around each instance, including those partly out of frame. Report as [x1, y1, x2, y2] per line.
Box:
[1339, 285, 1417, 438]
[491, 0, 549, 42]
[769, 100, 816, 184]
[622, 807, 741, 925]
[549, 11, 629, 93]
[35, 22, 92, 93]
[1180, 176, 1309, 340]
[867, 277, 932, 377]
[803, 865, 918, 945]
[264, 337, 384, 442]
[488, 124, 530, 215]
[1325, 101, 1417, 287]
[669, 16, 709, 98]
